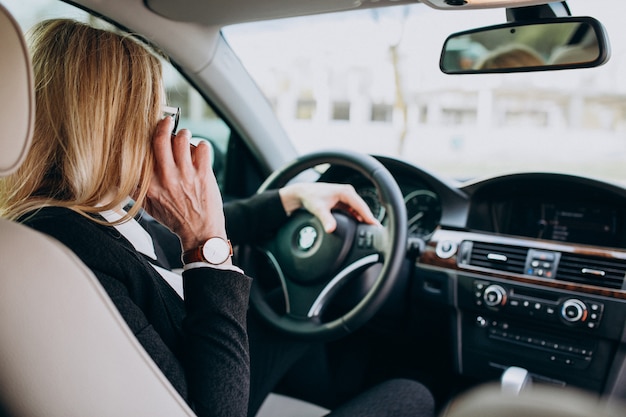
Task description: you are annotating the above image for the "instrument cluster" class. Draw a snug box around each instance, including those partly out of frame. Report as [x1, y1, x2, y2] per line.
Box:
[355, 184, 442, 239]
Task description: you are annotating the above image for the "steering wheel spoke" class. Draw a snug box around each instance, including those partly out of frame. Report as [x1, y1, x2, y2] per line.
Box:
[306, 252, 381, 318]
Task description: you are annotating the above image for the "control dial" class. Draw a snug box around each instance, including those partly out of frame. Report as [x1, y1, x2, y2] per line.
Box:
[483, 285, 507, 307]
[561, 299, 588, 323]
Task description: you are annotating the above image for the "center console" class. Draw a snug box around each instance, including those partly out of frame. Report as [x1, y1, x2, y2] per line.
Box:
[458, 276, 622, 391]
[417, 228, 626, 394]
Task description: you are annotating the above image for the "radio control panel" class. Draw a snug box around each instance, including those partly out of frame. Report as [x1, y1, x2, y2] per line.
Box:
[472, 280, 604, 330]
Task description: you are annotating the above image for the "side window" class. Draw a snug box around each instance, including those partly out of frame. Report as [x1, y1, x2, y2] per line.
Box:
[162, 63, 231, 189]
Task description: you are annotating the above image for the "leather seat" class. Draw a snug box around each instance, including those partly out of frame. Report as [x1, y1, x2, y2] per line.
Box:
[0, 5, 195, 416]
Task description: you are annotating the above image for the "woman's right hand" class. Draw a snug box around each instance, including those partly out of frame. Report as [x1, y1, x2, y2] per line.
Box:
[144, 117, 229, 254]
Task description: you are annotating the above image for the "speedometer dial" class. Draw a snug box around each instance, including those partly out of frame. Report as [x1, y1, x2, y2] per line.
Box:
[356, 187, 386, 222]
[404, 189, 442, 238]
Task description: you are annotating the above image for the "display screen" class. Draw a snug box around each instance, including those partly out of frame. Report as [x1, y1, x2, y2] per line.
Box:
[508, 202, 620, 247]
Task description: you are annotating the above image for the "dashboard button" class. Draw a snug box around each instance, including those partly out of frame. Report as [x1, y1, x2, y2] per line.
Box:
[483, 285, 507, 307]
[436, 240, 457, 259]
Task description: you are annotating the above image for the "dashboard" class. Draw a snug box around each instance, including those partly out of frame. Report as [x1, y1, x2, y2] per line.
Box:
[321, 156, 626, 399]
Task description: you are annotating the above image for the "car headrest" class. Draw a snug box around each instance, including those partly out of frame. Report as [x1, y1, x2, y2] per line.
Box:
[0, 3, 34, 176]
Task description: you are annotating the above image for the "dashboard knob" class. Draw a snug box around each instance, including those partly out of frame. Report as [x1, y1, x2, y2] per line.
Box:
[561, 299, 588, 323]
[483, 285, 507, 307]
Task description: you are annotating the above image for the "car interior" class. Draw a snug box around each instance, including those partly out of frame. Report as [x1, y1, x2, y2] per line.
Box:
[2, 0, 626, 416]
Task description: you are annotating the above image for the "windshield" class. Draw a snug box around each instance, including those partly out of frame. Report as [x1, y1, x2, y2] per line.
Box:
[223, 0, 626, 184]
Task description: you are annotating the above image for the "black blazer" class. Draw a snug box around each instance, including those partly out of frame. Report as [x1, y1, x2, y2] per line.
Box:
[21, 191, 288, 417]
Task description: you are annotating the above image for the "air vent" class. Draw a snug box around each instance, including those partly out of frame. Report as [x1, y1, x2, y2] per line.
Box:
[556, 253, 626, 290]
[466, 242, 528, 274]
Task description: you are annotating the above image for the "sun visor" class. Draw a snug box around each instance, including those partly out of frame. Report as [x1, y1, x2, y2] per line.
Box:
[145, 0, 364, 25]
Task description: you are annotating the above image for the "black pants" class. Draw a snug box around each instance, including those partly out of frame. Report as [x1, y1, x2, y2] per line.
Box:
[246, 312, 435, 417]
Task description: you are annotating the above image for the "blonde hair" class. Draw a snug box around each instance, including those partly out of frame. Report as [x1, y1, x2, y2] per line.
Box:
[0, 19, 163, 223]
[476, 45, 545, 70]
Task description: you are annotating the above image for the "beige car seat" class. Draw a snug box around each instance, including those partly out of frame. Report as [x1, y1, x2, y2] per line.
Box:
[0, 4, 195, 416]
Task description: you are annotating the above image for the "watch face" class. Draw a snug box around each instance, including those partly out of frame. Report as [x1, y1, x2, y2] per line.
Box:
[201, 237, 231, 265]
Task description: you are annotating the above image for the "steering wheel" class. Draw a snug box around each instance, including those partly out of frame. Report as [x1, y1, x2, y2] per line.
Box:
[249, 150, 407, 340]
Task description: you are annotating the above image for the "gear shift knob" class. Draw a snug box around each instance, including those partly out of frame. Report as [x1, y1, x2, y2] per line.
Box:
[501, 366, 532, 395]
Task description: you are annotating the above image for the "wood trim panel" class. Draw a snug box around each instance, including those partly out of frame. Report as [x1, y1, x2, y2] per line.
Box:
[419, 228, 626, 300]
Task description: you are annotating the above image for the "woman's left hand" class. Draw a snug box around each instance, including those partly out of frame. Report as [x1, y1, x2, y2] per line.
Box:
[279, 182, 380, 233]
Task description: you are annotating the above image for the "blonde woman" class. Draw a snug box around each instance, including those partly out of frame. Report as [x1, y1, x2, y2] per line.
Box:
[0, 19, 433, 417]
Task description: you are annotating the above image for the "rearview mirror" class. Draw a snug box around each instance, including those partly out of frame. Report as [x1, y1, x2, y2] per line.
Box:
[440, 17, 610, 74]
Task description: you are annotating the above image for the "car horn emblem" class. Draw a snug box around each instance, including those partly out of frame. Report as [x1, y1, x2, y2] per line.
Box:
[297, 225, 318, 251]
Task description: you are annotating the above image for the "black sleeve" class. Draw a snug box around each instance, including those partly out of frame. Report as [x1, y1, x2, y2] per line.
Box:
[182, 268, 252, 417]
[224, 190, 289, 245]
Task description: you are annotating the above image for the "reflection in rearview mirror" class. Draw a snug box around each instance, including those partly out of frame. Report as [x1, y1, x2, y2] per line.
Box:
[440, 17, 610, 74]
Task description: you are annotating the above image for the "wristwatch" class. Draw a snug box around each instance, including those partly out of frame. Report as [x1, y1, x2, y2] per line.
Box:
[182, 237, 233, 265]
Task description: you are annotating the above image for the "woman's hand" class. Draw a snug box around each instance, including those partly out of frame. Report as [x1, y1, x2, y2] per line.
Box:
[279, 182, 380, 233]
[144, 117, 227, 253]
